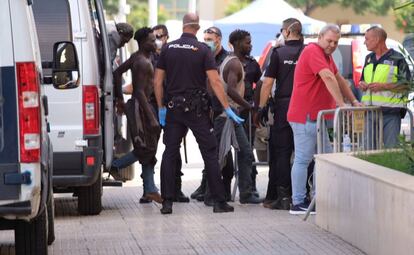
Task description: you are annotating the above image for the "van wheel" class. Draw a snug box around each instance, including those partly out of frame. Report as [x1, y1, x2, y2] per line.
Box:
[47, 193, 55, 245]
[119, 164, 135, 181]
[15, 206, 48, 255]
[78, 174, 102, 215]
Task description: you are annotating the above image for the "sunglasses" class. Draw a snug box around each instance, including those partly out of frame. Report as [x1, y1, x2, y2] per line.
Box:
[204, 28, 220, 36]
[155, 34, 165, 39]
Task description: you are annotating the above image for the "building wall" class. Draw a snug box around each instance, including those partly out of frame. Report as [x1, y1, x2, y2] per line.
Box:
[199, 0, 232, 20]
[309, 3, 404, 42]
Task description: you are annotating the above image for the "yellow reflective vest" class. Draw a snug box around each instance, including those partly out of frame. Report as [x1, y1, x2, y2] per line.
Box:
[361, 53, 406, 108]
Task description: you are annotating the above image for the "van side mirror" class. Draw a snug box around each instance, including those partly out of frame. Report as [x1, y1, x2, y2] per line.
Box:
[52, 41, 80, 89]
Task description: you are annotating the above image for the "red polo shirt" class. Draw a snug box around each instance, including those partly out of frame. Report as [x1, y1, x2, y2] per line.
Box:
[287, 43, 338, 124]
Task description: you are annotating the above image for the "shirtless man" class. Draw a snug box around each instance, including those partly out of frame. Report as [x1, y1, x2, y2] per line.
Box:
[206, 29, 262, 204]
[111, 27, 162, 203]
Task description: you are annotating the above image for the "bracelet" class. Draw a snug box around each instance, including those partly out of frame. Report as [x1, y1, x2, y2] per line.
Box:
[352, 99, 359, 105]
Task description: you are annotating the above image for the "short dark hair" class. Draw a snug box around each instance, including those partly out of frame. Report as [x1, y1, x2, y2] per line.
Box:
[229, 29, 250, 46]
[116, 23, 134, 39]
[152, 24, 169, 37]
[282, 18, 302, 36]
[134, 27, 153, 47]
[367, 26, 387, 41]
[204, 26, 222, 37]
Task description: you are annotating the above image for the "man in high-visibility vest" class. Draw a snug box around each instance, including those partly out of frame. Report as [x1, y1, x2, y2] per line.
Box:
[360, 26, 411, 148]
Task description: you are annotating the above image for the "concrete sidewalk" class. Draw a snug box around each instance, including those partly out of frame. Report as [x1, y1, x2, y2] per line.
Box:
[0, 165, 364, 255]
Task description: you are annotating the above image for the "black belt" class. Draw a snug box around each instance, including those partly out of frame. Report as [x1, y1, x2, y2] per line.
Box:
[167, 96, 190, 112]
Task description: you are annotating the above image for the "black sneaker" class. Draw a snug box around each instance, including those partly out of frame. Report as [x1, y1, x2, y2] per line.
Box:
[213, 201, 234, 213]
[289, 202, 315, 215]
[203, 196, 214, 207]
[269, 196, 291, 210]
[173, 191, 190, 203]
[160, 200, 173, 214]
[109, 166, 126, 182]
[190, 185, 205, 199]
[139, 196, 152, 204]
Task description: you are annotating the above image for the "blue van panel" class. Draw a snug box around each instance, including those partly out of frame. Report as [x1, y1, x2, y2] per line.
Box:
[0, 164, 20, 200]
[0, 66, 18, 164]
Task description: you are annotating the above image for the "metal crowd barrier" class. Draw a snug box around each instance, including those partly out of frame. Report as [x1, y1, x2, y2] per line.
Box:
[304, 106, 414, 220]
[317, 106, 384, 154]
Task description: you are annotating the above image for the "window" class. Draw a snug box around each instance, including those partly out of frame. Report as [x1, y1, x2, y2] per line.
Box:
[32, 0, 72, 63]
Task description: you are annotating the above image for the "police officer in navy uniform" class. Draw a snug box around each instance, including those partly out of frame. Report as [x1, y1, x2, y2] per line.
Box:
[154, 13, 243, 214]
[231, 30, 262, 195]
[256, 18, 305, 210]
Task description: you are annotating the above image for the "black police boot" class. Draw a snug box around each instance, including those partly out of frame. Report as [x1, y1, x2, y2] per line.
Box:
[174, 191, 190, 203]
[160, 199, 173, 214]
[223, 178, 232, 202]
[270, 186, 291, 210]
[174, 176, 190, 203]
[213, 201, 234, 213]
[191, 172, 206, 200]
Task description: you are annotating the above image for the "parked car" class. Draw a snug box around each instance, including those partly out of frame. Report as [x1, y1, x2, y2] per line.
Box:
[32, 0, 126, 215]
[0, 0, 70, 253]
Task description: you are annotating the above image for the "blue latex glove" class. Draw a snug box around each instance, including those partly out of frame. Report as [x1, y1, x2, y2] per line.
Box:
[224, 107, 244, 124]
[158, 107, 167, 127]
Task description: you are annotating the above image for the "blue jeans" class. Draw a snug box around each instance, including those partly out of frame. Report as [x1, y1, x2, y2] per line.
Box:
[290, 120, 332, 206]
[112, 152, 158, 193]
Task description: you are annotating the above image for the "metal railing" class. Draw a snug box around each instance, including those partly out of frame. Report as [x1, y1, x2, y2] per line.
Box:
[305, 106, 414, 220]
[317, 106, 384, 154]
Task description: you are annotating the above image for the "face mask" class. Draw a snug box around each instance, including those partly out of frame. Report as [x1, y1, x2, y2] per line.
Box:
[155, 39, 163, 50]
[205, 41, 216, 52]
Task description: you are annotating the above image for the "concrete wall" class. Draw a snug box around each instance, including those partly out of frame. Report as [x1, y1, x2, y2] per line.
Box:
[315, 153, 414, 255]
[199, 0, 232, 20]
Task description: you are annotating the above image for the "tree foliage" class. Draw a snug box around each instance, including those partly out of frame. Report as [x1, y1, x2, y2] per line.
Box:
[102, 0, 169, 30]
[224, 0, 254, 16]
[286, 0, 399, 15]
[394, 1, 414, 33]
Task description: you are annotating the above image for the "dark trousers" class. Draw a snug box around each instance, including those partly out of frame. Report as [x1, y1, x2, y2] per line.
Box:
[265, 100, 293, 200]
[161, 108, 225, 201]
[214, 116, 253, 195]
[240, 110, 258, 178]
[265, 123, 294, 200]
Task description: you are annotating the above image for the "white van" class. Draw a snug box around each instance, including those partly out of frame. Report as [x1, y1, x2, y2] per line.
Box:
[32, 0, 119, 215]
[0, 0, 66, 253]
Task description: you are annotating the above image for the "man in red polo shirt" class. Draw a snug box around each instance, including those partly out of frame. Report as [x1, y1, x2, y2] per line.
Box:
[287, 24, 362, 214]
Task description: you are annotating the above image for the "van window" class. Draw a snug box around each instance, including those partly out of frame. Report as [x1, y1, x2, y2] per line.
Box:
[32, 0, 72, 63]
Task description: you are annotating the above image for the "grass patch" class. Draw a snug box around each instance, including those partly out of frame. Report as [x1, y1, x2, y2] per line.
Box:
[357, 151, 414, 175]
